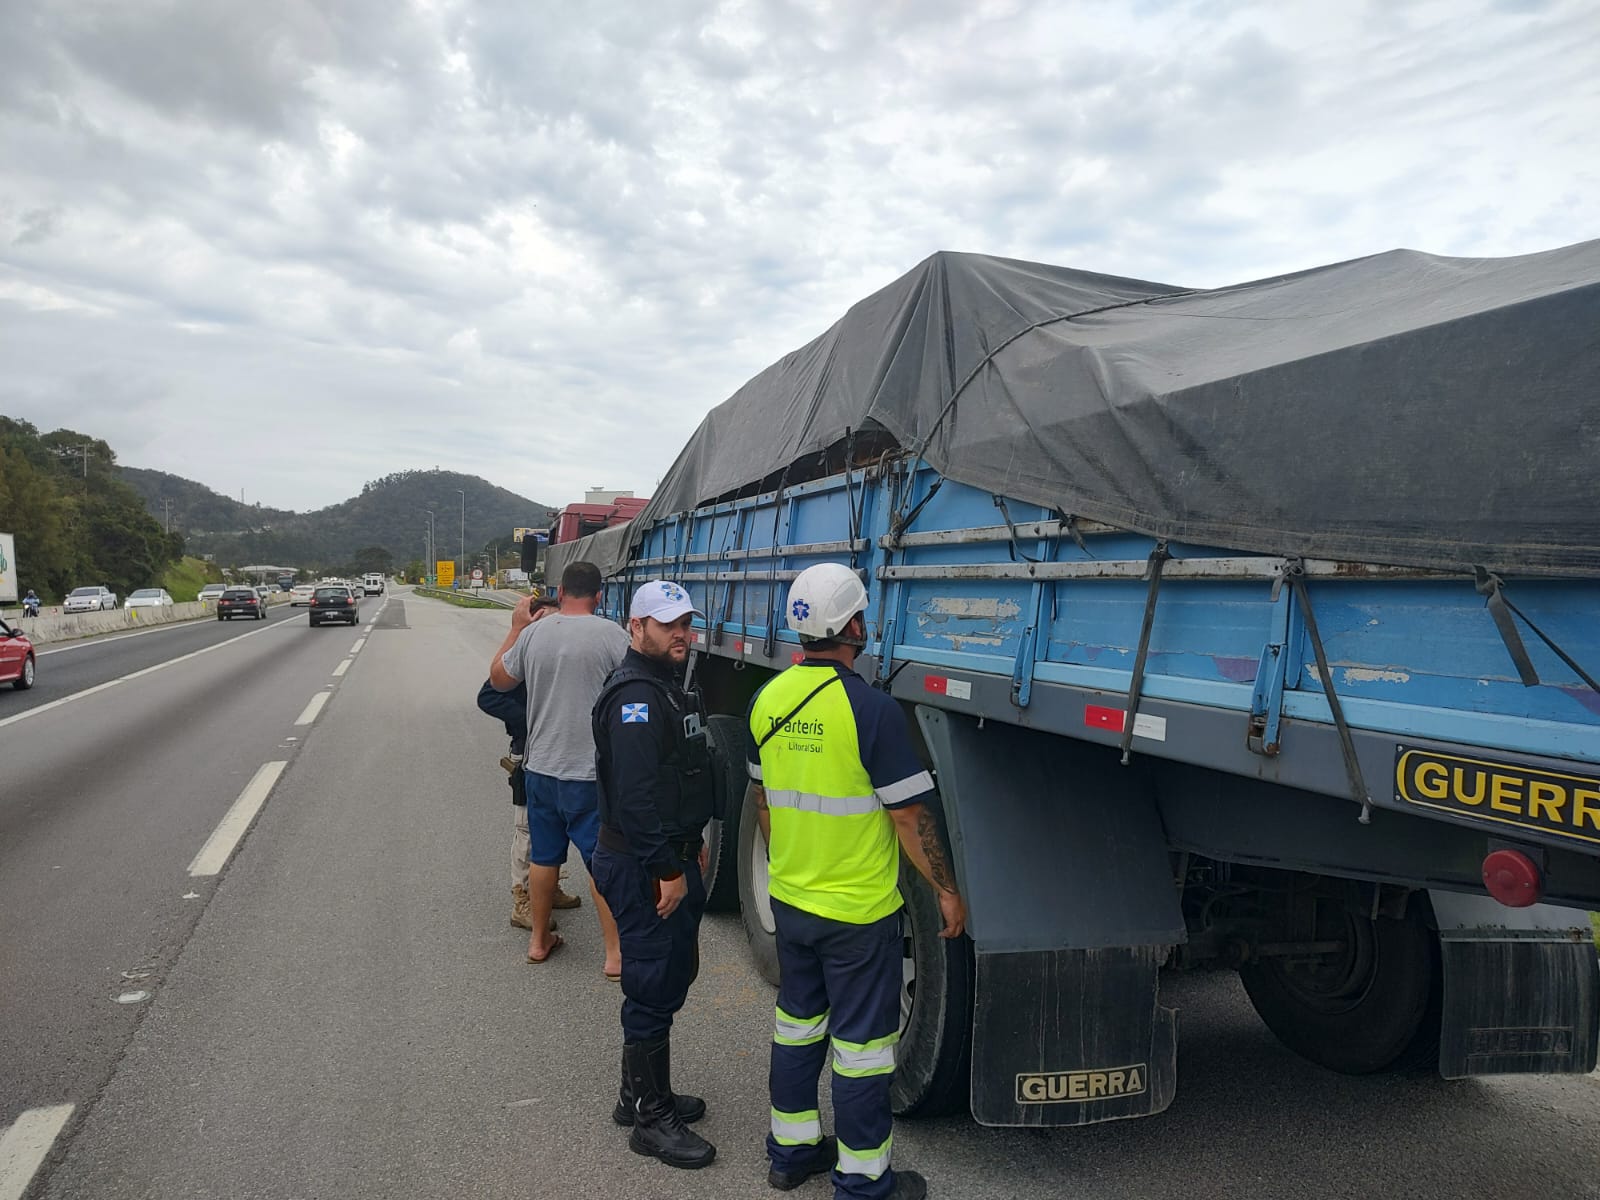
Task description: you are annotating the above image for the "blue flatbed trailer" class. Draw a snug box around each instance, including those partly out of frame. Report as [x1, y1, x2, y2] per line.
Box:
[551, 242, 1600, 1126]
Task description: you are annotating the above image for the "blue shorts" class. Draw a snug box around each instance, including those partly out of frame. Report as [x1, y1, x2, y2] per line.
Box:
[524, 771, 600, 868]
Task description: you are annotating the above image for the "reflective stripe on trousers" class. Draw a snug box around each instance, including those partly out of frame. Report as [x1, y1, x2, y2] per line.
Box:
[775, 1005, 829, 1046]
[770, 1107, 823, 1146]
[838, 1132, 893, 1179]
[831, 1032, 898, 1077]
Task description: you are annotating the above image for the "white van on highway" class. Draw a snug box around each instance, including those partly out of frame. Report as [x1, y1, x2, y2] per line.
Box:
[362, 573, 385, 594]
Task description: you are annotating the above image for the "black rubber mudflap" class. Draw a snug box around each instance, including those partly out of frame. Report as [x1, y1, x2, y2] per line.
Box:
[1432, 892, 1600, 1078]
[971, 946, 1177, 1127]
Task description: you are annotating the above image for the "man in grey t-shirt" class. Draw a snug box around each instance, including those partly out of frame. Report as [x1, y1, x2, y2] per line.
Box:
[490, 561, 630, 971]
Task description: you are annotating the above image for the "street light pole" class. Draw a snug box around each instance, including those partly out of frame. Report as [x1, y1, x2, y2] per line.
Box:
[425, 510, 435, 584]
[456, 489, 465, 587]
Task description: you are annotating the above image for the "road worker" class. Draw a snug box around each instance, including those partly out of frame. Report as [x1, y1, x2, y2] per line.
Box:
[746, 562, 966, 1199]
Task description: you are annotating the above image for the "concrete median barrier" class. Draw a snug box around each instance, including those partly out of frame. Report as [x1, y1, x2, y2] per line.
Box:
[10, 594, 288, 647]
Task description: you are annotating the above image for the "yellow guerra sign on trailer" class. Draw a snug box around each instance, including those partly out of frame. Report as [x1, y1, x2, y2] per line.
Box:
[436, 561, 455, 588]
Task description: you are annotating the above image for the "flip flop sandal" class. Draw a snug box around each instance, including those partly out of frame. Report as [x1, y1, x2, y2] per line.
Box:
[526, 934, 565, 964]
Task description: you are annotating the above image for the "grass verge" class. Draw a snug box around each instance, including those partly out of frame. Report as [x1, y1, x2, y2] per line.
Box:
[160, 556, 223, 602]
[412, 586, 505, 610]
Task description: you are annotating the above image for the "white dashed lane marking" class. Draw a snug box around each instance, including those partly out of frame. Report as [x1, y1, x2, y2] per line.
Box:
[294, 693, 329, 726]
[332, 659, 351, 677]
[0, 1103, 74, 1200]
[350, 637, 366, 654]
[187, 761, 288, 877]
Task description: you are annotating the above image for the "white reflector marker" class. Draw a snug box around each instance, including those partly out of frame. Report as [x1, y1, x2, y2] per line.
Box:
[294, 692, 329, 726]
[188, 761, 287, 877]
[0, 1103, 74, 1200]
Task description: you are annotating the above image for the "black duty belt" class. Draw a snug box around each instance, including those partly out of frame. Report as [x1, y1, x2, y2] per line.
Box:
[599, 824, 702, 862]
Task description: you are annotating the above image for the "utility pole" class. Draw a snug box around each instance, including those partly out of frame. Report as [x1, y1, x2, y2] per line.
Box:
[425, 510, 435, 584]
[160, 498, 174, 533]
[456, 489, 465, 586]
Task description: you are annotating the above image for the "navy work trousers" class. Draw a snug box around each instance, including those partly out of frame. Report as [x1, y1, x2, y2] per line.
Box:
[590, 844, 706, 1042]
[768, 897, 903, 1200]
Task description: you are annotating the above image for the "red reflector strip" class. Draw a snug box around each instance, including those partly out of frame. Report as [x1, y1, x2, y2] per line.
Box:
[791, 652, 804, 665]
[924, 675, 948, 695]
[1085, 704, 1126, 732]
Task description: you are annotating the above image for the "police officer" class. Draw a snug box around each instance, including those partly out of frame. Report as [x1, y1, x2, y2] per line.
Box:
[591, 579, 718, 1170]
[747, 563, 966, 1199]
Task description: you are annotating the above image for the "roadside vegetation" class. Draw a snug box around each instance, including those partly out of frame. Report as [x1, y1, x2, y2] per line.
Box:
[412, 585, 504, 609]
[1, 417, 185, 602]
[159, 556, 223, 602]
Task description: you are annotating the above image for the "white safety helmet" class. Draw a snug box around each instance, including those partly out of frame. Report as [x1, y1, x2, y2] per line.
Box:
[786, 563, 868, 644]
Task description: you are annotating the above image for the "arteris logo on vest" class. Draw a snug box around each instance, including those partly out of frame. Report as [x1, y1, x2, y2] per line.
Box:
[767, 714, 825, 741]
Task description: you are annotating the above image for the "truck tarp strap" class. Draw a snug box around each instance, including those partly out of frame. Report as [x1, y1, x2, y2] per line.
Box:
[757, 674, 844, 750]
[1476, 568, 1600, 697]
[1474, 568, 1540, 687]
[992, 495, 1040, 563]
[1120, 542, 1168, 766]
[1287, 563, 1374, 824]
[888, 474, 942, 543]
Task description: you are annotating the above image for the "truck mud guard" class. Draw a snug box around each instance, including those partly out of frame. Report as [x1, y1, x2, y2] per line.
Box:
[916, 706, 1185, 1126]
[1427, 890, 1599, 1078]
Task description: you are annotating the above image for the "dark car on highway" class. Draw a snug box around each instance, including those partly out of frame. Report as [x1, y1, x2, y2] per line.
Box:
[0, 616, 36, 690]
[217, 587, 266, 621]
[308, 585, 359, 627]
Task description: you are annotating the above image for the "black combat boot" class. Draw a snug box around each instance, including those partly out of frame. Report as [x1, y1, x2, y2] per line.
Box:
[613, 1041, 706, 1126]
[624, 1038, 716, 1169]
[768, 1135, 838, 1190]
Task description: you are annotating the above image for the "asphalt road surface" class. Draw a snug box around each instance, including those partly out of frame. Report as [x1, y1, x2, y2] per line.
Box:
[3, 592, 1596, 1200]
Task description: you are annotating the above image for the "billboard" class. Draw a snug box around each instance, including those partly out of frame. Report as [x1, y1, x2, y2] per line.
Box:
[0, 532, 15, 603]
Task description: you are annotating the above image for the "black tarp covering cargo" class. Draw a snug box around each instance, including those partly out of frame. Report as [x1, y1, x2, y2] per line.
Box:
[550, 240, 1600, 579]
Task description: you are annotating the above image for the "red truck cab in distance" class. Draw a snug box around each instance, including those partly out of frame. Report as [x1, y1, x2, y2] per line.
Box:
[549, 497, 649, 545]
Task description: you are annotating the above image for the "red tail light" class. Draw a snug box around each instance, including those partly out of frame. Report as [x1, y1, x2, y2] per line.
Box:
[1482, 849, 1542, 907]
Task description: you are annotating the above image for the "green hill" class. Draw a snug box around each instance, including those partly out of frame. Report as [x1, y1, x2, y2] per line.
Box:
[118, 466, 557, 570]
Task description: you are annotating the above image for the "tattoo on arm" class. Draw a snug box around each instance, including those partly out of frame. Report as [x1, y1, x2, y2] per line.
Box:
[915, 807, 958, 893]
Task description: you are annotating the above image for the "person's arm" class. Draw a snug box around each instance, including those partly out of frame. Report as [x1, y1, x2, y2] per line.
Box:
[488, 597, 547, 691]
[743, 698, 772, 847]
[887, 804, 966, 938]
[859, 687, 966, 938]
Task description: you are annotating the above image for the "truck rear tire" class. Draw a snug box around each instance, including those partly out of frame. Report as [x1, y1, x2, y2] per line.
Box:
[702, 715, 747, 913]
[1239, 895, 1437, 1075]
[736, 782, 782, 987]
[891, 858, 975, 1118]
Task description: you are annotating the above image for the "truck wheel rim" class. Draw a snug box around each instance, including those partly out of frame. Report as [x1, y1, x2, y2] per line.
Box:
[748, 824, 776, 935]
[898, 909, 919, 1035]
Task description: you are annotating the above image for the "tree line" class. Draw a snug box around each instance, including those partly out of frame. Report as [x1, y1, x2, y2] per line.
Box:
[0, 417, 183, 602]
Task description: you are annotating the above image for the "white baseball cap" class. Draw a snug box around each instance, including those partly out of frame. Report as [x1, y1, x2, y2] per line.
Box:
[629, 579, 702, 623]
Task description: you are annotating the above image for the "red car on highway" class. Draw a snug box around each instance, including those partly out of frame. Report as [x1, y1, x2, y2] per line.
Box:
[0, 615, 37, 690]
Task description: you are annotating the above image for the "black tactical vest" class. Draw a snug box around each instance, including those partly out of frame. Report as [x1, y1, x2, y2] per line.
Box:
[594, 662, 716, 839]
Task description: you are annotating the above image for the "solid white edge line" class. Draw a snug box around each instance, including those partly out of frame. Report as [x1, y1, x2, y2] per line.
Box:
[350, 637, 366, 654]
[293, 692, 330, 726]
[0, 616, 292, 730]
[187, 761, 287, 877]
[0, 1102, 75, 1200]
[331, 659, 351, 677]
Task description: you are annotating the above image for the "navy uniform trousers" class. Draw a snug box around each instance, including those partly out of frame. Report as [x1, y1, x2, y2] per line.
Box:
[590, 845, 706, 1041]
[768, 896, 903, 1200]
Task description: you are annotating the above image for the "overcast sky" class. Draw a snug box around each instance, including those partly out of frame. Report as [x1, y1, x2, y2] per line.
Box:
[2, 0, 1596, 513]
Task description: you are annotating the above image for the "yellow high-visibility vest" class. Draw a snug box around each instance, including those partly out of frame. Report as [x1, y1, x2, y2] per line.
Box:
[750, 665, 901, 924]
